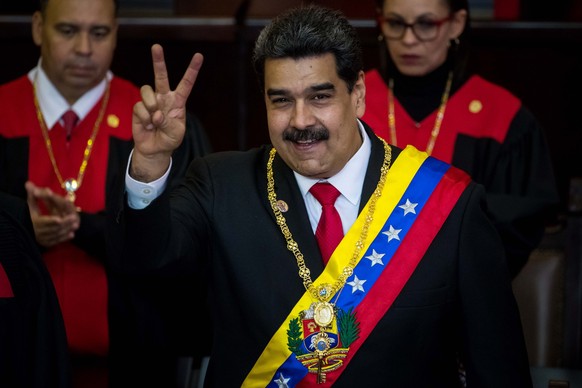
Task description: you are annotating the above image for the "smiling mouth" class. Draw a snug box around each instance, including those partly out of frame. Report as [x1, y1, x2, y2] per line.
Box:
[296, 139, 318, 145]
[292, 139, 321, 152]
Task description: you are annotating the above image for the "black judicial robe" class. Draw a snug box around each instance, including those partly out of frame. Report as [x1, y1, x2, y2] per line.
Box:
[363, 68, 559, 277]
[0, 191, 71, 388]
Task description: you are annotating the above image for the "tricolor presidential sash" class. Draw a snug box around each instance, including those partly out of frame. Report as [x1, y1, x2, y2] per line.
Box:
[244, 145, 470, 387]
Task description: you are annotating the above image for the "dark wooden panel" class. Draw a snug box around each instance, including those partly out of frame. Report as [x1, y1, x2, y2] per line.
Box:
[173, 0, 376, 19]
[1, 16, 581, 211]
[173, 0, 242, 17]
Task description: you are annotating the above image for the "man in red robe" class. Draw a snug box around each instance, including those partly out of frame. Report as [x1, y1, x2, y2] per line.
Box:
[0, 0, 211, 385]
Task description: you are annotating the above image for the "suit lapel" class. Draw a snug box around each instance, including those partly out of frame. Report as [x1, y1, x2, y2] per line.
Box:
[268, 149, 325, 275]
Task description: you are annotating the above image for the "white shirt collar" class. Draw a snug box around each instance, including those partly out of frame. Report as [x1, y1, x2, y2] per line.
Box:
[294, 119, 371, 205]
[28, 59, 112, 130]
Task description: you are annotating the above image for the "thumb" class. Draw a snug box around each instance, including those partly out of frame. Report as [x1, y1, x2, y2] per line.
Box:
[25, 181, 41, 216]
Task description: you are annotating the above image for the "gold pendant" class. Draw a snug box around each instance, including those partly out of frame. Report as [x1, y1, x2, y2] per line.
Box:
[316, 283, 332, 301]
[313, 301, 334, 328]
[314, 331, 331, 384]
[64, 178, 79, 203]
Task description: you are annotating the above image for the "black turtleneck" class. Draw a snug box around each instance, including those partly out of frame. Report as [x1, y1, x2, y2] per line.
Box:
[383, 59, 466, 123]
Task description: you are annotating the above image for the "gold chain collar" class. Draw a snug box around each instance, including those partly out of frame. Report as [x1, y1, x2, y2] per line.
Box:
[388, 70, 453, 156]
[33, 78, 111, 203]
[266, 138, 392, 304]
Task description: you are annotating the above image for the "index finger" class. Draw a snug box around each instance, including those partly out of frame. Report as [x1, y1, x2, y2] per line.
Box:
[151, 43, 171, 94]
[174, 52, 204, 105]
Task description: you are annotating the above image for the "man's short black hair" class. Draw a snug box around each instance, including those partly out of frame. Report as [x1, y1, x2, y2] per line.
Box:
[252, 5, 363, 93]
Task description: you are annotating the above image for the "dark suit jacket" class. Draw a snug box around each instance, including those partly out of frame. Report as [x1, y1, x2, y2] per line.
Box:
[0, 192, 71, 388]
[108, 124, 532, 387]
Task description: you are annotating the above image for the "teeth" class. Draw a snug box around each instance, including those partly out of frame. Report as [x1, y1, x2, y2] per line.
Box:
[297, 139, 315, 144]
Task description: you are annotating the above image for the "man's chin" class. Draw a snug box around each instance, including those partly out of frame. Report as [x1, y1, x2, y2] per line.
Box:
[66, 75, 100, 90]
[66, 68, 99, 82]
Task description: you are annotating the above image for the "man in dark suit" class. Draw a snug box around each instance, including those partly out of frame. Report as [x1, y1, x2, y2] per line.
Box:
[107, 5, 532, 387]
[0, 191, 71, 387]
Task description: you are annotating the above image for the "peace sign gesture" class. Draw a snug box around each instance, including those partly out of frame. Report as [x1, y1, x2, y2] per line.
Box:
[131, 44, 204, 182]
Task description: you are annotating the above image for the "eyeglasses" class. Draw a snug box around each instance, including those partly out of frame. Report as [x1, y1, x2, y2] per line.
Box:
[378, 15, 452, 42]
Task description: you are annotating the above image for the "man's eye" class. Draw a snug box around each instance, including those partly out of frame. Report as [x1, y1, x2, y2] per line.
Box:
[313, 94, 329, 101]
[271, 97, 289, 104]
[57, 26, 75, 36]
[91, 28, 110, 39]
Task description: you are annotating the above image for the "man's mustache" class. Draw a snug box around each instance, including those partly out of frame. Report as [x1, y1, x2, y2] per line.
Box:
[283, 127, 329, 142]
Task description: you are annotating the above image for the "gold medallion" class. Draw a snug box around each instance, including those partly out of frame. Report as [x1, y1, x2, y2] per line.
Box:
[64, 178, 79, 202]
[313, 331, 331, 354]
[313, 302, 334, 327]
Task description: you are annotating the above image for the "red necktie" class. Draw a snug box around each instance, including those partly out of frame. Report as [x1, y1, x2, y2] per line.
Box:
[310, 182, 344, 264]
[62, 110, 78, 141]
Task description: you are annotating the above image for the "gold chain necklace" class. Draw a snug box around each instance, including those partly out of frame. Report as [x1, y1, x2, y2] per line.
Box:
[33, 79, 110, 203]
[266, 138, 392, 328]
[388, 71, 453, 155]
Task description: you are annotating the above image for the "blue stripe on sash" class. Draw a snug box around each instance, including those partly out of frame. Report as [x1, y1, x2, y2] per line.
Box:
[336, 156, 448, 311]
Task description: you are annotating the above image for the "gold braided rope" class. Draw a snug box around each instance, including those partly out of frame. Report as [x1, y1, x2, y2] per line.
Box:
[267, 138, 392, 303]
[33, 79, 110, 203]
[388, 70, 453, 156]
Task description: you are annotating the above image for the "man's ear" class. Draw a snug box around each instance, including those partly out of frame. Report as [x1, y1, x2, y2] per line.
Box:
[31, 11, 43, 47]
[355, 70, 366, 118]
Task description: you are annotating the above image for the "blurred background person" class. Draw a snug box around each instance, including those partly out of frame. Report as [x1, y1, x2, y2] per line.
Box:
[362, 0, 559, 278]
[0, 0, 211, 385]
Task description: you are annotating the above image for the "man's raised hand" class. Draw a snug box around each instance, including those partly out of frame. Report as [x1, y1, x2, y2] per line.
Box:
[131, 44, 204, 182]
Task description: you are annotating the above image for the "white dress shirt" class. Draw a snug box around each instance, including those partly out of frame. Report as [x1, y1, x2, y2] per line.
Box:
[28, 59, 111, 131]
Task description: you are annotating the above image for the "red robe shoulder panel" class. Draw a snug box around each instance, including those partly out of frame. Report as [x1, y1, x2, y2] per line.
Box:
[362, 69, 521, 163]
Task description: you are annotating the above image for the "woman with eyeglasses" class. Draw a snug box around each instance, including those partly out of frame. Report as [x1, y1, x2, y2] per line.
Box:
[362, 0, 560, 279]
